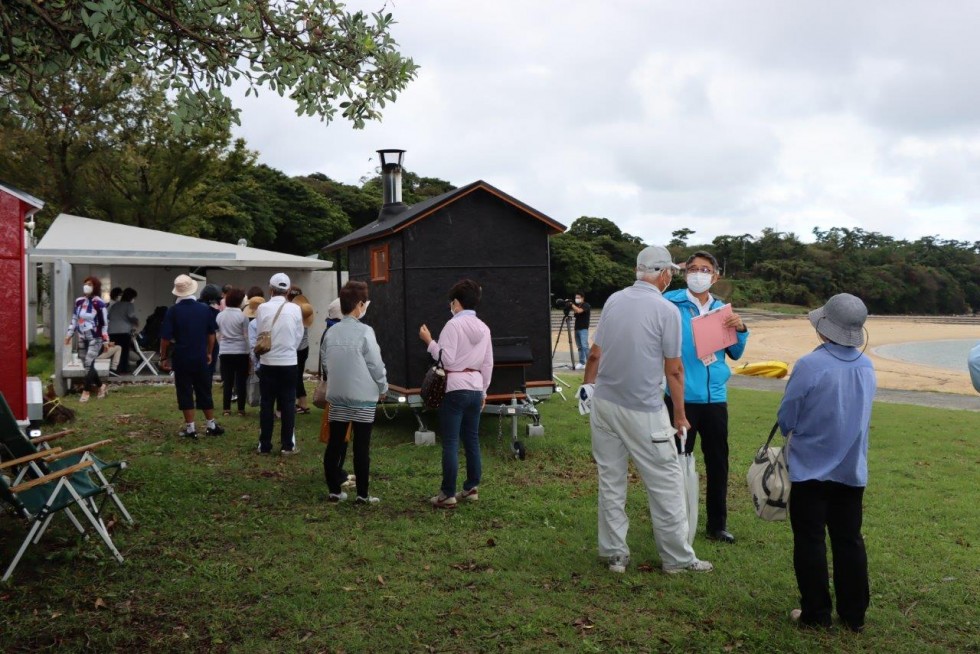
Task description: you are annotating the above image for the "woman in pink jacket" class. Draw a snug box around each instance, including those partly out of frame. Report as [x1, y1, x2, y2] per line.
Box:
[419, 279, 494, 509]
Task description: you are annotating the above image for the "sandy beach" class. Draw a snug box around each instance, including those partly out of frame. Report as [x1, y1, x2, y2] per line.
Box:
[553, 316, 979, 395]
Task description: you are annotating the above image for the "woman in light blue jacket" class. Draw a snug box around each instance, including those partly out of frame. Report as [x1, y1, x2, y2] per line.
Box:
[320, 281, 388, 505]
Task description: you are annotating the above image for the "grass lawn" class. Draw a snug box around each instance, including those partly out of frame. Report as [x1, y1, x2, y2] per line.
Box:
[747, 303, 812, 315]
[1, 380, 977, 653]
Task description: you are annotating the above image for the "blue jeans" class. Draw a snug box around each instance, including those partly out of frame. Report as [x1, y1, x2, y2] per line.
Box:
[438, 390, 484, 496]
[575, 329, 590, 364]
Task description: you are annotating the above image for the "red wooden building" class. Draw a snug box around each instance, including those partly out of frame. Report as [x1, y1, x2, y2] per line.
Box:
[0, 183, 44, 421]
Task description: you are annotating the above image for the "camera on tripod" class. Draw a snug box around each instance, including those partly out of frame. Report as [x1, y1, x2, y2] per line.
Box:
[554, 297, 574, 314]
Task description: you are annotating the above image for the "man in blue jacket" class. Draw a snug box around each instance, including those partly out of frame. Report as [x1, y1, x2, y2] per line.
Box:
[664, 251, 748, 543]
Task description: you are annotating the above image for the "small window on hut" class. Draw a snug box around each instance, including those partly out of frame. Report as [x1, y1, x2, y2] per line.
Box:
[370, 244, 390, 283]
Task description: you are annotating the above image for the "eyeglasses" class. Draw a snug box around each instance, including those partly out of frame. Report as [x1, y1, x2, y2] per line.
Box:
[685, 266, 714, 274]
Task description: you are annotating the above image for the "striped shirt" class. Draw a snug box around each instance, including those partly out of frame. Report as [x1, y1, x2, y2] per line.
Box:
[329, 405, 376, 424]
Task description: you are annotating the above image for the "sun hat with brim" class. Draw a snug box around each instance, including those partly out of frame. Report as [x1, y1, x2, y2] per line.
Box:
[292, 295, 315, 328]
[327, 297, 342, 321]
[243, 296, 265, 318]
[172, 274, 198, 298]
[808, 293, 868, 347]
[636, 245, 680, 273]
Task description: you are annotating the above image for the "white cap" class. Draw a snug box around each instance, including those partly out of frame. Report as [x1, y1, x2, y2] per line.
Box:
[636, 245, 679, 273]
[269, 272, 291, 291]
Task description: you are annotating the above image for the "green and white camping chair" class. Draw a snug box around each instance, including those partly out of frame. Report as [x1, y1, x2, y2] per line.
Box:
[0, 394, 133, 526]
[0, 455, 125, 582]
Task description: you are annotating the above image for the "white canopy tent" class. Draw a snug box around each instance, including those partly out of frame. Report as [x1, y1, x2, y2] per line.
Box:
[31, 214, 345, 393]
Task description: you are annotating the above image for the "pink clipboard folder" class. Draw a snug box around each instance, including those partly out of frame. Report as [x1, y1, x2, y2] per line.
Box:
[691, 304, 738, 360]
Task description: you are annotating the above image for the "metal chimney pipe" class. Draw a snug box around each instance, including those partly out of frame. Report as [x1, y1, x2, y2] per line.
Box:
[377, 149, 407, 220]
[378, 149, 405, 205]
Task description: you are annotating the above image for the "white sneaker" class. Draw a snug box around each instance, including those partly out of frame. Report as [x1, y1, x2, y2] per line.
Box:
[574, 363, 585, 370]
[430, 493, 457, 509]
[341, 474, 356, 489]
[328, 492, 348, 503]
[664, 559, 713, 574]
[355, 496, 380, 505]
[455, 487, 479, 502]
[608, 554, 630, 574]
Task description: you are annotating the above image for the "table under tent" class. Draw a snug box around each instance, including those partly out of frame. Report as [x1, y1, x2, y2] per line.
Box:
[323, 150, 566, 459]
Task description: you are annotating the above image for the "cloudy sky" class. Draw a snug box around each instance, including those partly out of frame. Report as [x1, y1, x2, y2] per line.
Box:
[230, 1, 980, 246]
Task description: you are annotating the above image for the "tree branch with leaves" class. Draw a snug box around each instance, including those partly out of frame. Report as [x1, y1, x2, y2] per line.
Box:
[0, 0, 418, 133]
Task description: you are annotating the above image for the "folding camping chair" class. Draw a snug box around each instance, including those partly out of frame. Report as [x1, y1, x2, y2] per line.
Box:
[0, 457, 124, 582]
[131, 334, 159, 376]
[0, 394, 134, 526]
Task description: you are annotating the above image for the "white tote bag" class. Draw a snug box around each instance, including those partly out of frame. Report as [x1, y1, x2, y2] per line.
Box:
[246, 372, 261, 407]
[747, 422, 792, 521]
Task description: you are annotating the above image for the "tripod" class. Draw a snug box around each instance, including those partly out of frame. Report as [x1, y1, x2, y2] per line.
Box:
[552, 311, 577, 370]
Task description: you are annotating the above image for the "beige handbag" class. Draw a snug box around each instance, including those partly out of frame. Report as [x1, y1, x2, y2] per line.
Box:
[312, 378, 328, 410]
[253, 301, 285, 356]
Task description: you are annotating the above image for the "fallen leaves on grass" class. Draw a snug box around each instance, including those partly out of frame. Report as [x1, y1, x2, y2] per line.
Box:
[571, 616, 595, 634]
[451, 561, 494, 573]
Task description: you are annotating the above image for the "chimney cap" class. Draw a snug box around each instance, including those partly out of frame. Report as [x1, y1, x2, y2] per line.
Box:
[377, 149, 405, 169]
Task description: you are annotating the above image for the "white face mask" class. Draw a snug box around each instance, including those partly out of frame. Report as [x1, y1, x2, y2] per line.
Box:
[82, 284, 93, 295]
[359, 300, 370, 318]
[574, 298, 583, 305]
[686, 272, 713, 294]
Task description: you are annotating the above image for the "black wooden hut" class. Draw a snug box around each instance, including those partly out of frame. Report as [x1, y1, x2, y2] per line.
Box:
[323, 150, 566, 404]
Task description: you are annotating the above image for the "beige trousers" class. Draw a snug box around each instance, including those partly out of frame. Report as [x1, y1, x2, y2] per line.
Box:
[590, 396, 698, 570]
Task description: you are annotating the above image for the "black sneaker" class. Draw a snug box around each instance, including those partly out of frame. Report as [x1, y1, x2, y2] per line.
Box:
[178, 427, 198, 439]
[206, 423, 225, 436]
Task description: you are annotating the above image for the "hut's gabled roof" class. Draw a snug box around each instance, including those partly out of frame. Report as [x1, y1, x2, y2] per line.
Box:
[322, 180, 565, 252]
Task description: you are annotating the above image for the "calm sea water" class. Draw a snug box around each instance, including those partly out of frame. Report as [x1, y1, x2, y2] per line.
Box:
[874, 339, 978, 371]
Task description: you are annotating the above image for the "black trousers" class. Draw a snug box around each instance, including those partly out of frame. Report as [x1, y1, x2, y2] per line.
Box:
[219, 353, 249, 411]
[666, 400, 729, 532]
[259, 365, 297, 451]
[174, 363, 214, 411]
[295, 347, 309, 399]
[324, 421, 372, 498]
[790, 480, 869, 630]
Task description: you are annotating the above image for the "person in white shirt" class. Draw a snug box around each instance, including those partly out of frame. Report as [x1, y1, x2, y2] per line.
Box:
[216, 287, 250, 416]
[254, 273, 304, 454]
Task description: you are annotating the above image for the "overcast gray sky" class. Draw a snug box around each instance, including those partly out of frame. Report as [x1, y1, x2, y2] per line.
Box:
[230, 0, 980, 246]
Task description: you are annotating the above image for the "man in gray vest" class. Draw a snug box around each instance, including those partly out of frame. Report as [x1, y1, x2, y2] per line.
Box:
[579, 245, 713, 574]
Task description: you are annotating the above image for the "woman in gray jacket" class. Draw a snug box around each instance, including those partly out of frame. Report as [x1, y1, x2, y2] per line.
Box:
[107, 287, 139, 374]
[321, 281, 388, 505]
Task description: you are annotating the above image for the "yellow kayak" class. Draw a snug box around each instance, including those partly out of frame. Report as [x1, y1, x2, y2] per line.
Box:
[735, 361, 789, 379]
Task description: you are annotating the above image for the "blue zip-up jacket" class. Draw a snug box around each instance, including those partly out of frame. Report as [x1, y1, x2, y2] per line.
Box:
[663, 289, 749, 404]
